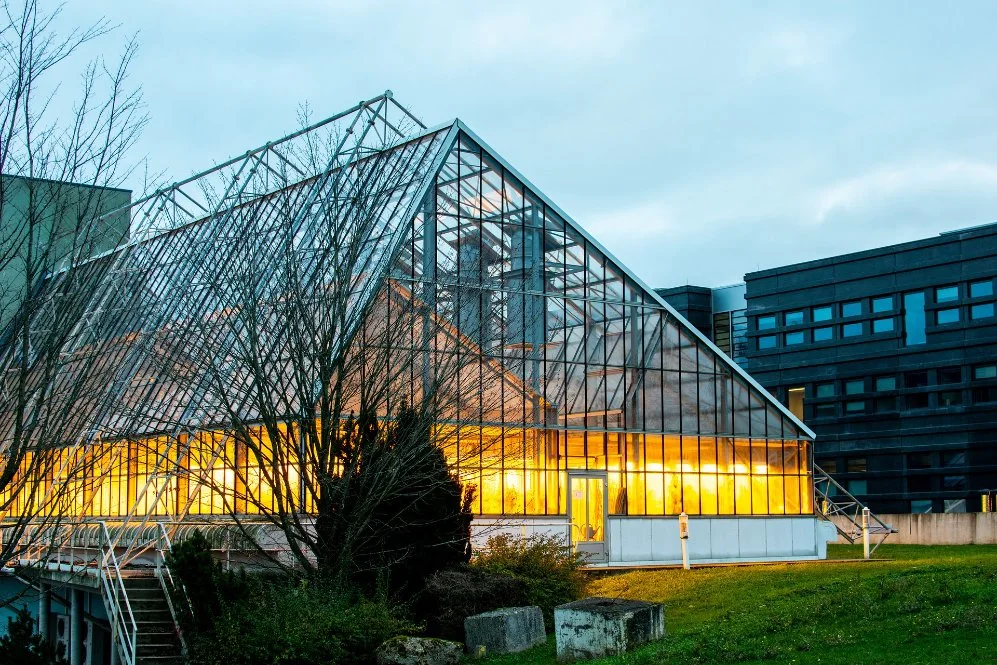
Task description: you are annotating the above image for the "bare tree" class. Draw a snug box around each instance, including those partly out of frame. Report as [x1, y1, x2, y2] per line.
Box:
[123, 117, 541, 588]
[0, 0, 144, 569]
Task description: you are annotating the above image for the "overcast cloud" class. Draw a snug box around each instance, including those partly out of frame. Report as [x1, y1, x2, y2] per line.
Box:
[57, 1, 997, 287]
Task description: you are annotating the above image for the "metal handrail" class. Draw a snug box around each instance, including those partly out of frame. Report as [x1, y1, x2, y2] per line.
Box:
[154, 522, 189, 656]
[98, 521, 138, 665]
[813, 464, 895, 555]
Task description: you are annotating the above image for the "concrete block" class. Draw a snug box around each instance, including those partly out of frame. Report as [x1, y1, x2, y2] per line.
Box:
[464, 606, 546, 656]
[554, 597, 665, 661]
[375, 636, 462, 665]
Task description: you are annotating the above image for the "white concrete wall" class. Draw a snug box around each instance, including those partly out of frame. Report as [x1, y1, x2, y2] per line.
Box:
[831, 513, 997, 545]
[472, 515, 838, 565]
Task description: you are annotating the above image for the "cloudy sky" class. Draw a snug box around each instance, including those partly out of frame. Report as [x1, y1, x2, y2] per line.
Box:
[58, 1, 997, 287]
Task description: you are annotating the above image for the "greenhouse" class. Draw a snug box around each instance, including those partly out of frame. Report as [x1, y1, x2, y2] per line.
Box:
[1, 93, 835, 566]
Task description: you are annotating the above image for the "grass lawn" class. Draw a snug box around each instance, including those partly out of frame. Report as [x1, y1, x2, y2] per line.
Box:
[479, 545, 997, 665]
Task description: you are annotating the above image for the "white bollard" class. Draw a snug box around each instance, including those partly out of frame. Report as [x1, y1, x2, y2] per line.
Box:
[679, 512, 690, 570]
[862, 507, 870, 560]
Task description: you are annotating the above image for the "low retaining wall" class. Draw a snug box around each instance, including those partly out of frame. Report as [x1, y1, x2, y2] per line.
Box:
[832, 512, 997, 545]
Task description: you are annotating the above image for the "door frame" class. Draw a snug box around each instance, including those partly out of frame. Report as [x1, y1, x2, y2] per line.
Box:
[566, 470, 609, 563]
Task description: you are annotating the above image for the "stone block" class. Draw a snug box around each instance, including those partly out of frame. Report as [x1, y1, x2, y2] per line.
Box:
[464, 606, 546, 655]
[375, 636, 462, 665]
[554, 597, 665, 661]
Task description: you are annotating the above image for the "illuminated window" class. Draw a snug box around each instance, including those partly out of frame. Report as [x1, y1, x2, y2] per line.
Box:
[787, 387, 805, 420]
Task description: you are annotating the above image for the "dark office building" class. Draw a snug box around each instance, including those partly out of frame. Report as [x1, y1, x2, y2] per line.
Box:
[659, 223, 997, 513]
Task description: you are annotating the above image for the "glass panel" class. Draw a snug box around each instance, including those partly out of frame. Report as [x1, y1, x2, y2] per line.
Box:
[757, 315, 776, 330]
[971, 303, 994, 319]
[969, 280, 993, 298]
[784, 311, 804, 326]
[872, 296, 893, 313]
[842, 301, 862, 317]
[842, 322, 863, 337]
[570, 476, 604, 543]
[872, 317, 894, 333]
[936, 308, 960, 325]
[935, 285, 958, 302]
[813, 326, 833, 341]
[903, 292, 926, 345]
[812, 306, 832, 322]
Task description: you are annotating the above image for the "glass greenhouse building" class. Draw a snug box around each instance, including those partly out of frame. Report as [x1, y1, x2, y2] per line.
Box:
[2, 93, 836, 566]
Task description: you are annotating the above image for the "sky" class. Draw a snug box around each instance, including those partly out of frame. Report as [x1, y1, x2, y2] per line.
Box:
[54, 1, 997, 288]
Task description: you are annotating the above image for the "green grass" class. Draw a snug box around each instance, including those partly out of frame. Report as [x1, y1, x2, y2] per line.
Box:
[478, 545, 997, 664]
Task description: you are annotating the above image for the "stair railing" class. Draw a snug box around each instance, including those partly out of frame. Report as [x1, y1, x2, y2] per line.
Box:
[813, 464, 895, 555]
[154, 522, 189, 657]
[98, 521, 137, 665]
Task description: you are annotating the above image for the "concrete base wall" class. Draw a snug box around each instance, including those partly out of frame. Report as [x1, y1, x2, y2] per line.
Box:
[832, 513, 997, 545]
[472, 516, 838, 565]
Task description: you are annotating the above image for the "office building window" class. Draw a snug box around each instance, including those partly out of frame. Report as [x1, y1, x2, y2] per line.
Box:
[814, 403, 836, 417]
[906, 452, 932, 469]
[841, 322, 862, 337]
[938, 390, 963, 406]
[944, 499, 967, 513]
[848, 479, 867, 495]
[971, 303, 995, 320]
[844, 379, 864, 395]
[817, 458, 837, 473]
[874, 396, 896, 412]
[973, 365, 997, 380]
[787, 387, 804, 420]
[910, 499, 933, 513]
[908, 476, 933, 492]
[846, 457, 868, 473]
[872, 296, 893, 313]
[943, 475, 967, 490]
[757, 315, 776, 330]
[784, 331, 805, 345]
[872, 317, 894, 333]
[937, 367, 961, 384]
[815, 382, 835, 398]
[875, 376, 896, 391]
[935, 285, 959, 302]
[812, 305, 833, 322]
[813, 326, 833, 342]
[906, 393, 930, 409]
[936, 308, 960, 325]
[969, 279, 994, 298]
[757, 335, 776, 350]
[844, 400, 865, 414]
[903, 291, 926, 346]
[784, 310, 804, 326]
[905, 371, 929, 388]
[942, 451, 967, 467]
[842, 301, 862, 317]
[973, 386, 997, 404]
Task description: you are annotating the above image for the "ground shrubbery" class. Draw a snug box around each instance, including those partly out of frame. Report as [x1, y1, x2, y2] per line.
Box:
[167, 532, 413, 665]
[472, 533, 585, 629]
[421, 567, 530, 640]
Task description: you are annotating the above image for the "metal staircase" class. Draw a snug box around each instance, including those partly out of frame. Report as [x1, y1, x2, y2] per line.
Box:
[813, 464, 896, 555]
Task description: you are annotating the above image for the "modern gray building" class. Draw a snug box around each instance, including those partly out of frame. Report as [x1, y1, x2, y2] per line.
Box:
[659, 223, 997, 514]
[0, 175, 131, 329]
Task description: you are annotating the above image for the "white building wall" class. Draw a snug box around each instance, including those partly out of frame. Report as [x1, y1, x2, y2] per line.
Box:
[472, 516, 838, 566]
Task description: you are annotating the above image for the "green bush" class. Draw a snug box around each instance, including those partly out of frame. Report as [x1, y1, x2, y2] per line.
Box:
[472, 533, 584, 629]
[165, 529, 248, 636]
[420, 566, 529, 640]
[193, 579, 413, 665]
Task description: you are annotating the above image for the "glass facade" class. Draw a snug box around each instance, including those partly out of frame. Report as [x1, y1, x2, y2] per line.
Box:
[1, 125, 814, 524]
